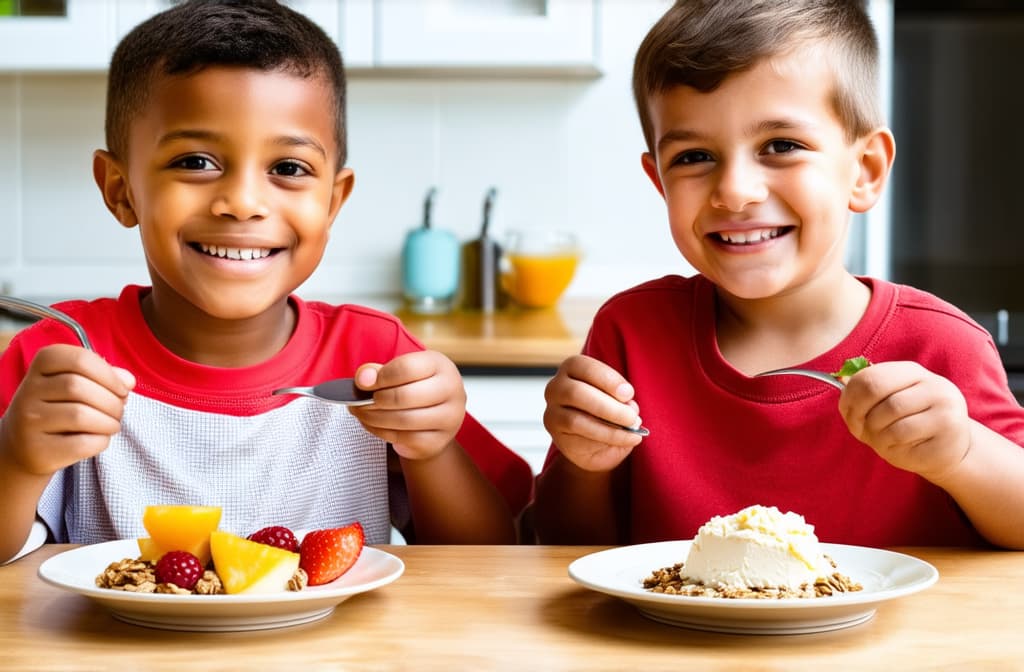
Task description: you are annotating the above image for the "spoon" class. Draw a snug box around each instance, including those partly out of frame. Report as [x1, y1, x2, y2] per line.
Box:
[612, 421, 651, 437]
[272, 378, 375, 406]
[754, 367, 845, 391]
[0, 295, 94, 351]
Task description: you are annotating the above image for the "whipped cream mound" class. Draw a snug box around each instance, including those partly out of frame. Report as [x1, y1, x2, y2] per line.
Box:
[682, 505, 829, 591]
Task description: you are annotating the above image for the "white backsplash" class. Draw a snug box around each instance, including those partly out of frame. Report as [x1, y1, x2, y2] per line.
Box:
[0, 0, 690, 304]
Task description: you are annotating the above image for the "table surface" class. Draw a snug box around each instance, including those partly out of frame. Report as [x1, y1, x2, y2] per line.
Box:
[2, 544, 1022, 671]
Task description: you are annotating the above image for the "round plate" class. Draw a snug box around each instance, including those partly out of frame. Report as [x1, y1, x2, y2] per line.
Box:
[568, 541, 938, 635]
[38, 538, 404, 632]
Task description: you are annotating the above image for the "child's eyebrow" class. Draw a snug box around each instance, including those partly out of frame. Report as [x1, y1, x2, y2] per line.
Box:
[156, 130, 328, 160]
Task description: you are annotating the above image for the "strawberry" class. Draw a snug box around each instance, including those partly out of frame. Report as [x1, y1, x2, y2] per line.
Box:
[154, 550, 203, 591]
[247, 525, 299, 553]
[299, 522, 365, 586]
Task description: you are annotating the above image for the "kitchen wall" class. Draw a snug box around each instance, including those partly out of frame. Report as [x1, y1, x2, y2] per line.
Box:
[0, 0, 692, 305]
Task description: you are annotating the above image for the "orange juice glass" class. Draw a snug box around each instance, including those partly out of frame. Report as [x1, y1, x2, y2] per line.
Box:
[502, 230, 580, 308]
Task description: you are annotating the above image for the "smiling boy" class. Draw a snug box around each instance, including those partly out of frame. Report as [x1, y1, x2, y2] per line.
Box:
[0, 0, 530, 563]
[533, 0, 1024, 549]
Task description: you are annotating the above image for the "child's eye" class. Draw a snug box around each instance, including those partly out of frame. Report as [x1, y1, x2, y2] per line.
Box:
[270, 161, 310, 177]
[171, 155, 216, 171]
[672, 150, 713, 166]
[763, 140, 802, 155]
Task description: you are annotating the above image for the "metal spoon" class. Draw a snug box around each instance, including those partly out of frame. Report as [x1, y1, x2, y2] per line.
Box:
[0, 295, 94, 351]
[612, 421, 651, 437]
[272, 377, 375, 406]
[754, 367, 845, 390]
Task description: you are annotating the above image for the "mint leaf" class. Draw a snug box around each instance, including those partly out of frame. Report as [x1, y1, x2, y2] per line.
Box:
[832, 356, 872, 379]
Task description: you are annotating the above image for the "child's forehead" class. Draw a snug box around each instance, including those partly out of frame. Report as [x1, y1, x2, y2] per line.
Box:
[138, 65, 335, 125]
[647, 52, 843, 139]
[126, 65, 339, 154]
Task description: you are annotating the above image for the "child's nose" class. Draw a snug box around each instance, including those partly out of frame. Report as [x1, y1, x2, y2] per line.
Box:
[210, 169, 271, 221]
[710, 158, 768, 212]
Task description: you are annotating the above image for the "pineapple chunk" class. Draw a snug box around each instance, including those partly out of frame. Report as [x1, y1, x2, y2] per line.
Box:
[139, 505, 222, 565]
[210, 531, 300, 594]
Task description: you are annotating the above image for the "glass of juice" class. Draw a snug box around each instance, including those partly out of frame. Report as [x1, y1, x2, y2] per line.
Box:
[501, 229, 580, 309]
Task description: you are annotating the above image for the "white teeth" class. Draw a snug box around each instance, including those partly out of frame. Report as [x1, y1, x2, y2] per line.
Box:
[718, 228, 781, 244]
[197, 243, 272, 260]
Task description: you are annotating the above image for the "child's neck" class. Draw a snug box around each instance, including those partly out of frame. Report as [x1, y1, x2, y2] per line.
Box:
[714, 273, 871, 377]
[140, 290, 297, 368]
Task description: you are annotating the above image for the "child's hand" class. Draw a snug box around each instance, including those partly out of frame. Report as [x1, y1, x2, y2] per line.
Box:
[543, 354, 644, 472]
[837, 360, 971, 481]
[0, 344, 135, 477]
[348, 350, 466, 461]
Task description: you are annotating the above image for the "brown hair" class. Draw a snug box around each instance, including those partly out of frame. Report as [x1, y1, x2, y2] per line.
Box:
[105, 0, 348, 169]
[632, 0, 882, 152]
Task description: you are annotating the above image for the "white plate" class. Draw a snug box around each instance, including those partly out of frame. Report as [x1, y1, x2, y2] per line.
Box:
[568, 541, 938, 635]
[38, 538, 404, 632]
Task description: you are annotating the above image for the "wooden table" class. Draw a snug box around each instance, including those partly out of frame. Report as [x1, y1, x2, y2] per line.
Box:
[1, 545, 1021, 670]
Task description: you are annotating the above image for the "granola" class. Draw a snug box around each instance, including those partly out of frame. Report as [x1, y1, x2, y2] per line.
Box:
[94, 557, 305, 596]
[642, 555, 863, 599]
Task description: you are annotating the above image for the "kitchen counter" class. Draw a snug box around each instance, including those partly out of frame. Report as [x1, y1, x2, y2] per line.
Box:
[0, 299, 601, 368]
[396, 299, 596, 369]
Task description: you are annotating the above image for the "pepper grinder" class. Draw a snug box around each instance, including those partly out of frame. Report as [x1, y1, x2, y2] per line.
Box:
[460, 187, 507, 313]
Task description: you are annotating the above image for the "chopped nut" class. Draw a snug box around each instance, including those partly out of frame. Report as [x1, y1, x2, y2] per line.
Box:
[194, 570, 224, 595]
[288, 568, 308, 592]
[154, 583, 192, 595]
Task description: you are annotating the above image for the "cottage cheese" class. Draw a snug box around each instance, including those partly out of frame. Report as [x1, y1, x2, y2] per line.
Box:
[682, 505, 829, 590]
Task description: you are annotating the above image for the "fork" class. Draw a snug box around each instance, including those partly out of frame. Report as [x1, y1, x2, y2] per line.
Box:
[0, 295, 94, 351]
[753, 367, 846, 391]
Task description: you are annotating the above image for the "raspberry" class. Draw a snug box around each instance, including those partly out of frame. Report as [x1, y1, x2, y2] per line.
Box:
[154, 550, 203, 591]
[247, 525, 299, 553]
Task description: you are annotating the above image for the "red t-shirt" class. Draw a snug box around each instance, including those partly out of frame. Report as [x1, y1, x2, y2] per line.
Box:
[1, 286, 532, 543]
[541, 274, 1024, 547]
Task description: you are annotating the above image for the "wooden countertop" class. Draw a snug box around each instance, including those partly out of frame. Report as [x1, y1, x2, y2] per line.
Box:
[3, 544, 1023, 669]
[1, 299, 600, 368]
[395, 298, 597, 368]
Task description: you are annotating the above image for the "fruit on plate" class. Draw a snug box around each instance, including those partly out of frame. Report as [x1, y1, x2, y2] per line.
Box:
[154, 550, 204, 591]
[248, 525, 300, 553]
[300, 522, 365, 586]
[210, 531, 300, 594]
[137, 505, 222, 566]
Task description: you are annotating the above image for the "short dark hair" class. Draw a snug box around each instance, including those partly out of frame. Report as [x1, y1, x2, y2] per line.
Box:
[632, 0, 881, 152]
[105, 0, 348, 168]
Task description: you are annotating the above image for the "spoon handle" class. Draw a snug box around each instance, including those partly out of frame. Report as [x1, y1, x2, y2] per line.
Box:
[0, 296, 95, 351]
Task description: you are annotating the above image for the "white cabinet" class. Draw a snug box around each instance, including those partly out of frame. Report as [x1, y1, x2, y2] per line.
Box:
[0, 2, 114, 70]
[0, 0, 597, 75]
[464, 375, 551, 475]
[368, 0, 598, 74]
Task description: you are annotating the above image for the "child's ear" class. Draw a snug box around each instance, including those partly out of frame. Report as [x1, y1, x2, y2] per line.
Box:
[327, 167, 356, 225]
[92, 150, 138, 228]
[849, 127, 895, 213]
[641, 152, 666, 198]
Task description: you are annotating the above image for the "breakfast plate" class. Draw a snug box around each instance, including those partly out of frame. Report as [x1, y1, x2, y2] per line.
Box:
[38, 538, 404, 632]
[568, 541, 938, 635]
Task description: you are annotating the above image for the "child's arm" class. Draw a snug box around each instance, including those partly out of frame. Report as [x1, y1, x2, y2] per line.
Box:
[838, 361, 1024, 549]
[348, 350, 515, 543]
[532, 355, 644, 544]
[0, 345, 134, 562]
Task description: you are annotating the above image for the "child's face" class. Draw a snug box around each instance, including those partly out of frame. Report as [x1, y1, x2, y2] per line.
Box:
[641, 48, 884, 302]
[96, 66, 352, 322]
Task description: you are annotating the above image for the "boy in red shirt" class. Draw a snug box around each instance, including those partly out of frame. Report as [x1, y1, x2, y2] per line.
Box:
[0, 0, 530, 563]
[534, 0, 1024, 548]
